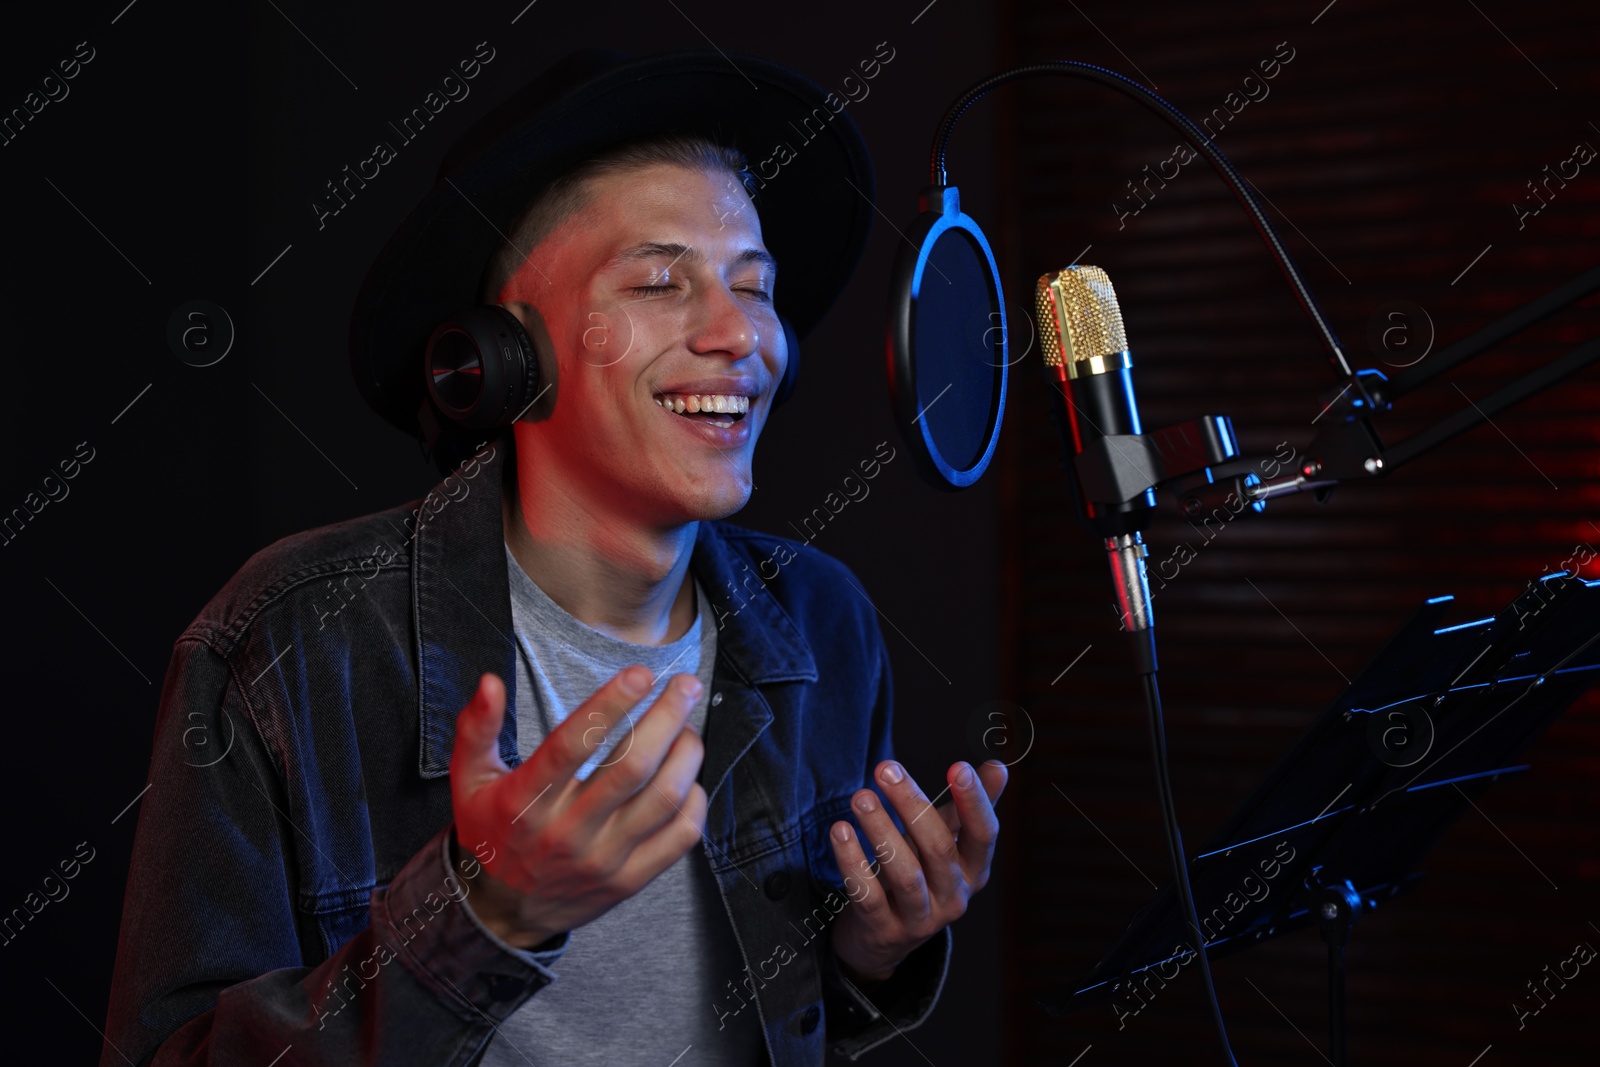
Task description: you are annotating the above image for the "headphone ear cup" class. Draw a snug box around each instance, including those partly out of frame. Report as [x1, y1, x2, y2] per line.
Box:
[773, 314, 801, 407]
[424, 305, 538, 430]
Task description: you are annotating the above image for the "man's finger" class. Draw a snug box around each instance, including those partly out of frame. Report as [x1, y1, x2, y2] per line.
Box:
[851, 786, 930, 921]
[829, 821, 891, 925]
[947, 761, 1003, 886]
[976, 759, 1008, 805]
[936, 759, 1008, 836]
[613, 782, 709, 891]
[605, 724, 705, 844]
[573, 673, 703, 822]
[528, 664, 655, 782]
[935, 799, 961, 838]
[874, 761, 961, 901]
[450, 672, 513, 790]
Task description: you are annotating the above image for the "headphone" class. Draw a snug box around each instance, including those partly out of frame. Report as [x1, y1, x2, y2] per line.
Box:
[419, 304, 801, 475]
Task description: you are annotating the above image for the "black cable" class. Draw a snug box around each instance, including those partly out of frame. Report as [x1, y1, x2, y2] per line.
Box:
[1141, 667, 1239, 1066]
[928, 60, 1356, 387]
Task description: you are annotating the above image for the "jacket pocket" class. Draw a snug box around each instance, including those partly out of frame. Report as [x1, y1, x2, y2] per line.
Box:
[304, 884, 378, 959]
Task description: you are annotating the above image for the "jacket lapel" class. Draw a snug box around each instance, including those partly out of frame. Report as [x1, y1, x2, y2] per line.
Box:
[689, 522, 818, 803]
[413, 435, 519, 779]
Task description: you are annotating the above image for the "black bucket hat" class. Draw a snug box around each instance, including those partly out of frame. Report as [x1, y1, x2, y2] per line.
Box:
[349, 47, 876, 462]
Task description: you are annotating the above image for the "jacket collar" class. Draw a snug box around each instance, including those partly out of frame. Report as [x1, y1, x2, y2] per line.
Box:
[411, 434, 816, 780]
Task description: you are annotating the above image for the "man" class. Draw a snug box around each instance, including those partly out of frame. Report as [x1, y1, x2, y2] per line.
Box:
[102, 49, 1003, 1067]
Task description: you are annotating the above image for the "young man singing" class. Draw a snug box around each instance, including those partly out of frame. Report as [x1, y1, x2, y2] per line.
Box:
[103, 48, 1004, 1067]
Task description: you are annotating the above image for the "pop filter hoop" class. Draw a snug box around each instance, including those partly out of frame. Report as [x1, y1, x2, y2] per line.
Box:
[887, 185, 1009, 490]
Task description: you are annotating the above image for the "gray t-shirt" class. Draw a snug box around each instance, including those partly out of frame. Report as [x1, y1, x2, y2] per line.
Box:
[480, 543, 766, 1066]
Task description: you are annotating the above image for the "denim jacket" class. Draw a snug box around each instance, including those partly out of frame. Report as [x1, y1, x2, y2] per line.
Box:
[101, 434, 951, 1067]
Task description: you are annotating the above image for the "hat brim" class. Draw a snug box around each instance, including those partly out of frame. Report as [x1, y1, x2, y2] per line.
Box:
[349, 48, 876, 450]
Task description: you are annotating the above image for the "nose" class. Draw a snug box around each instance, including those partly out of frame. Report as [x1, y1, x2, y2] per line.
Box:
[686, 282, 760, 361]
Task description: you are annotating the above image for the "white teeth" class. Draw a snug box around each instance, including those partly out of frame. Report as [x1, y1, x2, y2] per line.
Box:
[655, 393, 751, 416]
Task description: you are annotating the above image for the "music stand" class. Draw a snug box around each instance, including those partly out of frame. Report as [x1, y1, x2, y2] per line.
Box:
[1040, 566, 1600, 1065]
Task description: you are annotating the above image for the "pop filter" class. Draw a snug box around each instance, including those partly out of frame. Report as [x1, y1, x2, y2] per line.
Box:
[887, 186, 1009, 490]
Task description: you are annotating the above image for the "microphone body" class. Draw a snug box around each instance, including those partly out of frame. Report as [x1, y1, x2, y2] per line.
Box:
[1037, 266, 1157, 656]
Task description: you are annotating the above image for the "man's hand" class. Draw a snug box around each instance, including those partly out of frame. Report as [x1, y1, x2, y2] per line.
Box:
[827, 759, 1007, 982]
[449, 667, 708, 948]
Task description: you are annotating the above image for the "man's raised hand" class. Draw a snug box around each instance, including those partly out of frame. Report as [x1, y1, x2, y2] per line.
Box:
[826, 758, 1006, 983]
[449, 667, 708, 948]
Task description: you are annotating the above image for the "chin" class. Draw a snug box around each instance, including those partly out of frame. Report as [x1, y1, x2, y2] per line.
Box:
[657, 474, 753, 524]
[694, 485, 754, 522]
[632, 471, 753, 526]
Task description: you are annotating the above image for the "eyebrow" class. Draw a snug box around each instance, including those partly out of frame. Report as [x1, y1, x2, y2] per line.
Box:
[603, 241, 778, 276]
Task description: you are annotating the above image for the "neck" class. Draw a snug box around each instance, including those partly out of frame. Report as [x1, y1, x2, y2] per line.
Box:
[501, 429, 698, 646]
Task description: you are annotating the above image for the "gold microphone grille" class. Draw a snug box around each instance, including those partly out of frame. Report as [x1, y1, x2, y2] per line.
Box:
[1035, 265, 1128, 375]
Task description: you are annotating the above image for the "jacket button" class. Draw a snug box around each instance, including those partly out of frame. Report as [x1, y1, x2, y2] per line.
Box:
[763, 871, 790, 900]
[799, 1005, 821, 1035]
[710, 691, 724, 706]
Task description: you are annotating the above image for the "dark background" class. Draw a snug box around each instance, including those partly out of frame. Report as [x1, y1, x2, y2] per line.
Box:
[0, 2, 1593, 1066]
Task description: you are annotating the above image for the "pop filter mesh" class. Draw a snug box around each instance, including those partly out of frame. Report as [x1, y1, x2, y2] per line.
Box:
[915, 227, 1002, 472]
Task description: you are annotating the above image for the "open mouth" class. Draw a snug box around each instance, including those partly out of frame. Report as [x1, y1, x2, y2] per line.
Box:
[654, 393, 751, 428]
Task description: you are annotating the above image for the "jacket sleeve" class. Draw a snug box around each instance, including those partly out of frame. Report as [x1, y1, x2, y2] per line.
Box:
[101, 636, 567, 1067]
[820, 608, 954, 1061]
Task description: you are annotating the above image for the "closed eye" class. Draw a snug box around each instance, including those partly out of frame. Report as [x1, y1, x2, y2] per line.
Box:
[630, 284, 772, 302]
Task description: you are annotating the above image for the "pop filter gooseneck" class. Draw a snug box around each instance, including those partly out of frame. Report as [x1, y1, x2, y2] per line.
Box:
[925, 60, 1355, 386]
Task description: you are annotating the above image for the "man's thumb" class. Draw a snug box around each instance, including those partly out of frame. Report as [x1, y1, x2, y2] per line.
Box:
[452, 672, 509, 778]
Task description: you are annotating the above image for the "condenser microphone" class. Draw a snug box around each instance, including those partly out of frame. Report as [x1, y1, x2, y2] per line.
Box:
[1037, 265, 1158, 667]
